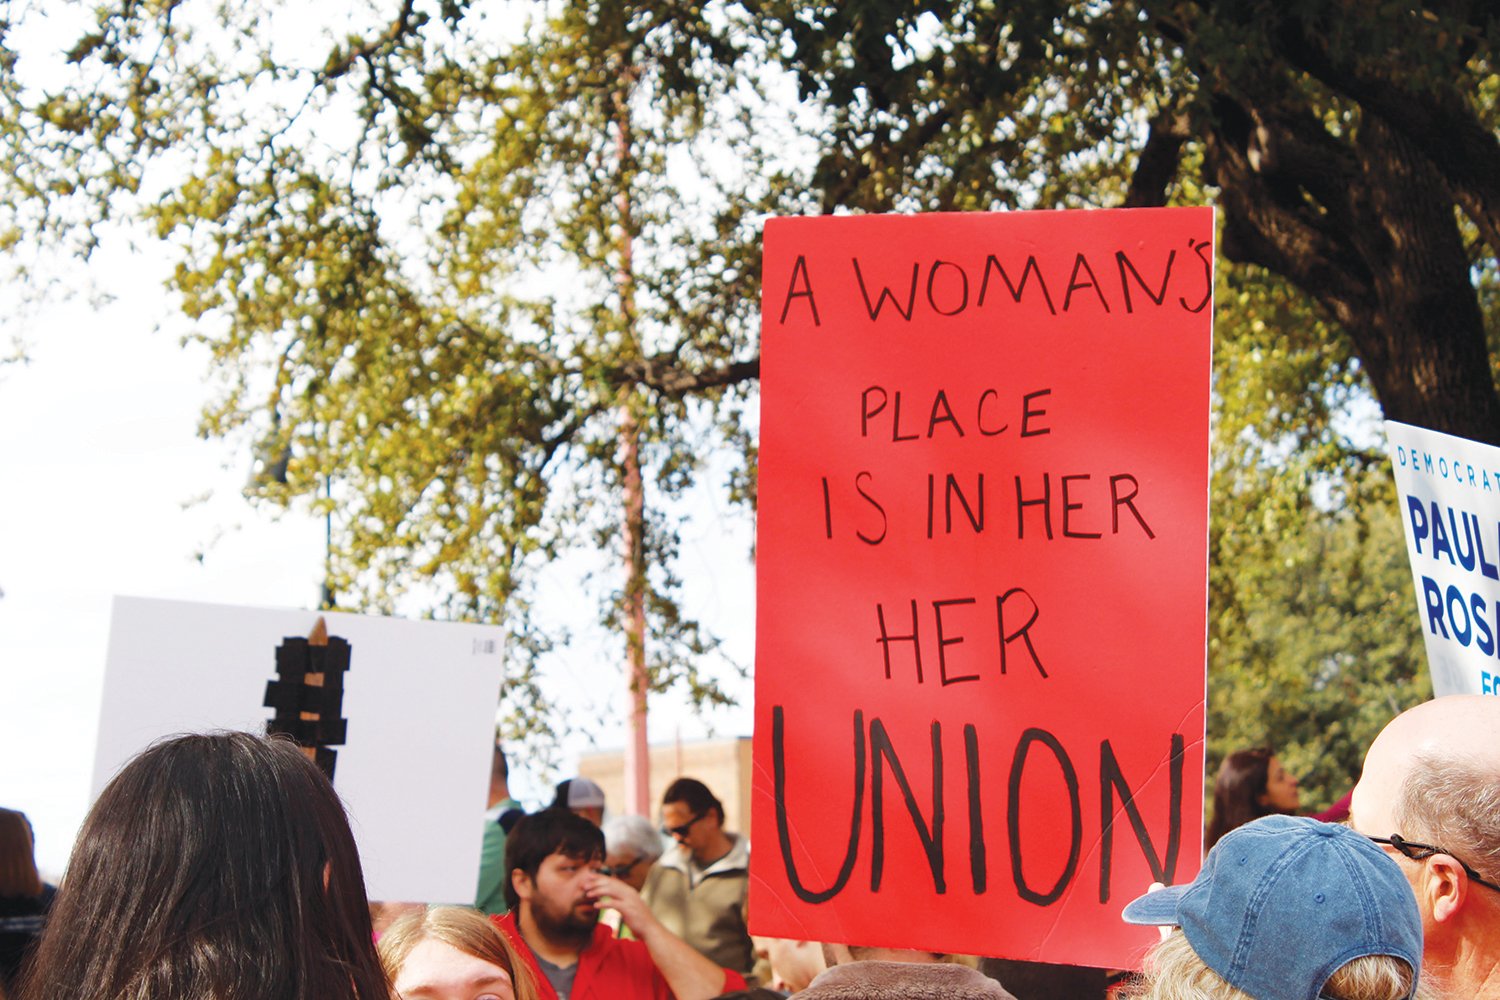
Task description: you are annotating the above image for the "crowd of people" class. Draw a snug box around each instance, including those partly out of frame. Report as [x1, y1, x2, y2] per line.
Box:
[1, 694, 1498, 1000]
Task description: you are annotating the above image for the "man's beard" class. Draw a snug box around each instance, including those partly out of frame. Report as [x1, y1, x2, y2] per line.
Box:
[532, 895, 600, 947]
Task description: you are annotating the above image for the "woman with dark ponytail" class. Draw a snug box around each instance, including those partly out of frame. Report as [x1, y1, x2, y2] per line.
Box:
[1205, 746, 1301, 849]
[18, 732, 389, 1000]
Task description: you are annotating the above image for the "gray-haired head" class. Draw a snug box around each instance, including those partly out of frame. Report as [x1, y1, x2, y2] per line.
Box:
[603, 813, 665, 862]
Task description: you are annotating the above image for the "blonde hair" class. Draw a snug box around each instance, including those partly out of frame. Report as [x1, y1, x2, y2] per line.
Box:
[0, 809, 41, 898]
[378, 905, 539, 1000]
[1122, 931, 1421, 1000]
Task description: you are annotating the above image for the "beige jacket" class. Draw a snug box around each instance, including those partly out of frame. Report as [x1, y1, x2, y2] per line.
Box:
[642, 833, 756, 978]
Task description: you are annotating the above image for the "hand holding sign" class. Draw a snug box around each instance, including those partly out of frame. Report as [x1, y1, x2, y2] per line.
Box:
[264, 616, 351, 779]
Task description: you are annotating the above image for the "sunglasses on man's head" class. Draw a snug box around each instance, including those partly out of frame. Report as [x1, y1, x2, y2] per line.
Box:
[662, 813, 706, 839]
[1368, 833, 1500, 893]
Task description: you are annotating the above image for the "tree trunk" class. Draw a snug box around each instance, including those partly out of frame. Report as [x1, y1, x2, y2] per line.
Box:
[614, 67, 652, 818]
[622, 399, 651, 817]
[1206, 97, 1500, 446]
[1341, 117, 1500, 444]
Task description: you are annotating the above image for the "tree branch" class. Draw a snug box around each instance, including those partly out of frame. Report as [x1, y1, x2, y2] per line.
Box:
[1124, 106, 1191, 208]
[1273, 19, 1500, 254]
[614, 353, 760, 397]
[319, 0, 419, 82]
[1204, 93, 1370, 323]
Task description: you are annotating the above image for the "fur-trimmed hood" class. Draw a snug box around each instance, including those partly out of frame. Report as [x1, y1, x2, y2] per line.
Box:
[796, 961, 1019, 1000]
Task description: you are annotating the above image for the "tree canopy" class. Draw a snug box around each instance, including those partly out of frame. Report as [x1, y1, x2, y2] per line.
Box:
[3, 1, 1484, 786]
[1, 1, 791, 749]
[744, 0, 1489, 796]
[755, 1, 1500, 441]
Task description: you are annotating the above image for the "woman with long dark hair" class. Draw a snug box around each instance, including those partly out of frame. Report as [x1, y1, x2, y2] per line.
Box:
[17, 732, 388, 1000]
[1205, 746, 1300, 849]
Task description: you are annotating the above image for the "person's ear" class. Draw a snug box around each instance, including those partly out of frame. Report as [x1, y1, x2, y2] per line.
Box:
[512, 868, 536, 905]
[821, 943, 855, 967]
[1422, 855, 1468, 923]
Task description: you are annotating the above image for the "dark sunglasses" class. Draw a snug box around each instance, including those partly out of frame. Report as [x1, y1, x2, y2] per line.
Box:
[1368, 834, 1500, 893]
[662, 813, 706, 839]
[601, 856, 645, 878]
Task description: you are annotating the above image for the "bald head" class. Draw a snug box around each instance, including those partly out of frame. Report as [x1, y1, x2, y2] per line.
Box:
[1351, 695, 1500, 843]
[1350, 694, 1500, 996]
[1356, 695, 1494, 839]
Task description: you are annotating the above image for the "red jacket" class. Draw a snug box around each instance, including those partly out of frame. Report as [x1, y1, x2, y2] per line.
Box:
[493, 911, 743, 1000]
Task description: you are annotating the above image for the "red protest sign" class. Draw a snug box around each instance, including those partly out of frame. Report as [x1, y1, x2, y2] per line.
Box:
[750, 208, 1212, 970]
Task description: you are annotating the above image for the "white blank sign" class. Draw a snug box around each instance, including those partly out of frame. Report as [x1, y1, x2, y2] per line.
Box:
[95, 596, 505, 904]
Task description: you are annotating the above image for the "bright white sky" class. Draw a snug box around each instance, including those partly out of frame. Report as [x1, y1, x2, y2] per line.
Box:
[0, 232, 756, 879]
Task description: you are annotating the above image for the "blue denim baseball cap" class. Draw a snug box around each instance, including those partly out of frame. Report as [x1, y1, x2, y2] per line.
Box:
[1122, 815, 1421, 1000]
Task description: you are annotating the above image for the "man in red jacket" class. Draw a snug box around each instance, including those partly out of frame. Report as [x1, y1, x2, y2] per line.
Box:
[494, 808, 744, 1000]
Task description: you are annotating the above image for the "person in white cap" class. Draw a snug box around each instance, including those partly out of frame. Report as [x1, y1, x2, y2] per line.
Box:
[551, 778, 607, 826]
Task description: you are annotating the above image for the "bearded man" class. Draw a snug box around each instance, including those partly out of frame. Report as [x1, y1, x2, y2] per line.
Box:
[495, 808, 744, 1000]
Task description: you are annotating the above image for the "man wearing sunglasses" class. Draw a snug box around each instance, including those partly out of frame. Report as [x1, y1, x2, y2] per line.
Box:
[1349, 694, 1500, 999]
[642, 777, 759, 983]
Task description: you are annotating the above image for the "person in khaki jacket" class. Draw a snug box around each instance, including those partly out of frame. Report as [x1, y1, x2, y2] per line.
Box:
[641, 778, 760, 983]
